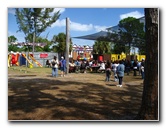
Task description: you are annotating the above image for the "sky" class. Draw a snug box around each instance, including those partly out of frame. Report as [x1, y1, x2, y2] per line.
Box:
[8, 8, 144, 46]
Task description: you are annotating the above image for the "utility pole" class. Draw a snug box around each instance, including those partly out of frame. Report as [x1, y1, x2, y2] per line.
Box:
[33, 32, 35, 55]
[66, 17, 70, 74]
[32, 32, 35, 65]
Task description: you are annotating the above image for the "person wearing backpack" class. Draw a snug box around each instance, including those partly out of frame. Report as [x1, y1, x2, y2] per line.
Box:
[116, 60, 125, 87]
[60, 56, 66, 77]
[50, 56, 59, 77]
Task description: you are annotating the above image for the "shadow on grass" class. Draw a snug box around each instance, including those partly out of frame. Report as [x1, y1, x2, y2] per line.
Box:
[8, 77, 143, 120]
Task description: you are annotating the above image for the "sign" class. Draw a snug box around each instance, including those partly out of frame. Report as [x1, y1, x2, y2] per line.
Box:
[40, 53, 48, 58]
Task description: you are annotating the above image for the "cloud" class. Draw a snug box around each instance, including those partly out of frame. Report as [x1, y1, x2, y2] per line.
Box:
[52, 19, 108, 32]
[94, 25, 108, 32]
[52, 19, 94, 31]
[51, 19, 66, 27]
[120, 11, 144, 19]
[70, 22, 93, 31]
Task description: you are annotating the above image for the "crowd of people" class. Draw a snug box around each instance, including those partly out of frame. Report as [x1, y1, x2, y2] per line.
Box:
[46, 56, 145, 87]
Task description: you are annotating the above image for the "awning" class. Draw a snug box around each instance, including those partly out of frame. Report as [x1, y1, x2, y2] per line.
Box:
[72, 31, 112, 41]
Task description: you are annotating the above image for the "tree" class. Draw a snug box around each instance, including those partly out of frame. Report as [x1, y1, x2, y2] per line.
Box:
[111, 42, 126, 54]
[35, 37, 52, 52]
[19, 45, 31, 52]
[43, 44, 51, 52]
[98, 19, 145, 55]
[8, 44, 20, 52]
[15, 8, 61, 42]
[8, 36, 20, 52]
[118, 17, 145, 55]
[8, 35, 18, 43]
[136, 8, 158, 120]
[93, 40, 111, 54]
[51, 33, 72, 56]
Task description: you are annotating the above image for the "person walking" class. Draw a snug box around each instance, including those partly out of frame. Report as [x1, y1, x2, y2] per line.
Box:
[46, 59, 51, 68]
[133, 60, 138, 76]
[140, 58, 145, 79]
[60, 56, 66, 77]
[105, 60, 111, 82]
[116, 60, 125, 87]
[112, 60, 119, 81]
[50, 56, 59, 77]
[137, 61, 141, 76]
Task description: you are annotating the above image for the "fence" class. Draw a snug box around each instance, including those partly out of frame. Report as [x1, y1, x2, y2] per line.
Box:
[19, 52, 59, 67]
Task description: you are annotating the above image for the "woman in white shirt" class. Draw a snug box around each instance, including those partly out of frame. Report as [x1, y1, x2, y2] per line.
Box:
[51, 56, 59, 77]
[98, 61, 105, 72]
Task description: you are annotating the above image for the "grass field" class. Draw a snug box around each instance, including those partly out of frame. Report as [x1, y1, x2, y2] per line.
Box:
[8, 66, 144, 120]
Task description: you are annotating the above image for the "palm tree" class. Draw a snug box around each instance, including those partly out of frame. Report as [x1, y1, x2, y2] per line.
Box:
[93, 40, 111, 54]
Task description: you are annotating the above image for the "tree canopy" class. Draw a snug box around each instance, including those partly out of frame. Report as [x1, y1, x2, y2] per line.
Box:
[15, 8, 61, 42]
[8, 35, 18, 43]
[51, 33, 73, 56]
[93, 40, 111, 54]
[118, 17, 145, 54]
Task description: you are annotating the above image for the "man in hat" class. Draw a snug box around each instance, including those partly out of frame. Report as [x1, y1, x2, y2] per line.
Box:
[59, 56, 66, 77]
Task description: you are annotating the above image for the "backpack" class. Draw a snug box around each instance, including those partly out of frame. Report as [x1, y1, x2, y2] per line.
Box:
[51, 60, 56, 66]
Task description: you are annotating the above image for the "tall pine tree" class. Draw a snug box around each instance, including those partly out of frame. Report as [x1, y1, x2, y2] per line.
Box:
[15, 8, 61, 42]
[136, 8, 158, 120]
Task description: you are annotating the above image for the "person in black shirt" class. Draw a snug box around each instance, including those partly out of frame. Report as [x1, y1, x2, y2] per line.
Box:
[133, 60, 138, 76]
[105, 60, 111, 81]
[141, 58, 145, 79]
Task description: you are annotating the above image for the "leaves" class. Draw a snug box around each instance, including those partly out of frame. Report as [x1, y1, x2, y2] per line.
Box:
[93, 40, 111, 54]
[15, 8, 61, 42]
[118, 17, 145, 54]
[8, 35, 18, 43]
[51, 33, 73, 54]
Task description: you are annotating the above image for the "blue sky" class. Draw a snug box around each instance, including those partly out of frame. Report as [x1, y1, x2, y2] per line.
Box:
[8, 8, 144, 46]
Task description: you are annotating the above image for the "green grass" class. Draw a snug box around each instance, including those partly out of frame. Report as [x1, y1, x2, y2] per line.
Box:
[9, 66, 52, 74]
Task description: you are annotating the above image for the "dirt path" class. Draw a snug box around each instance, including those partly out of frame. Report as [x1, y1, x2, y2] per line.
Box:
[8, 67, 143, 120]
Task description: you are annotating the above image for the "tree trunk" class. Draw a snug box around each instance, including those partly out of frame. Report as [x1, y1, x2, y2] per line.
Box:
[136, 8, 159, 120]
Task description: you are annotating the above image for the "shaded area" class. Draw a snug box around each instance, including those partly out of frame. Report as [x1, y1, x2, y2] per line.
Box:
[8, 75, 143, 120]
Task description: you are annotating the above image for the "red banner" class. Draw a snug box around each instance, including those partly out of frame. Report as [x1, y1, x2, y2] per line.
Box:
[40, 53, 48, 58]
